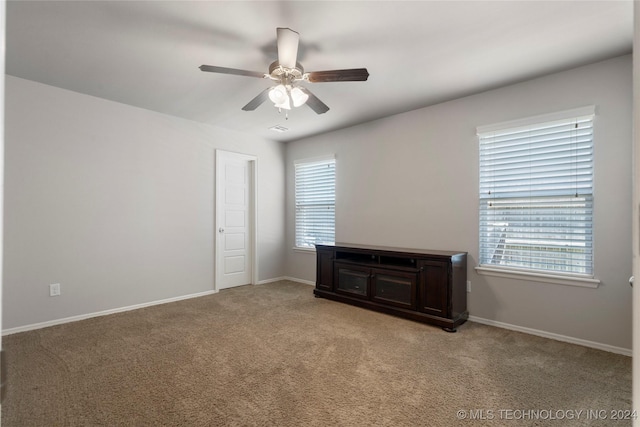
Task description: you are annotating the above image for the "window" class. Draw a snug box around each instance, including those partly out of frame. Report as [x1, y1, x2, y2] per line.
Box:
[295, 156, 335, 249]
[477, 107, 595, 279]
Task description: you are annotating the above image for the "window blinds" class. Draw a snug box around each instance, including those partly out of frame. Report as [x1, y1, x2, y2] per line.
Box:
[295, 157, 336, 248]
[478, 110, 594, 276]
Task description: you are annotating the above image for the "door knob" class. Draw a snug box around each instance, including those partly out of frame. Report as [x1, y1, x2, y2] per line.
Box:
[219, 227, 225, 233]
[630, 276, 634, 287]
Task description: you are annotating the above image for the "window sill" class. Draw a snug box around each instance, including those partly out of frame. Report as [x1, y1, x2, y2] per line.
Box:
[293, 246, 316, 254]
[475, 266, 600, 289]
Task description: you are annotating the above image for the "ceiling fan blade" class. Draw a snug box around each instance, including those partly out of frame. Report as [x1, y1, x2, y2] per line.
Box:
[241, 87, 271, 111]
[307, 68, 369, 83]
[300, 88, 329, 114]
[276, 28, 299, 69]
[199, 65, 266, 78]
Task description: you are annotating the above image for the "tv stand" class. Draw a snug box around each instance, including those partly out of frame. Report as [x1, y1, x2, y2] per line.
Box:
[314, 243, 468, 331]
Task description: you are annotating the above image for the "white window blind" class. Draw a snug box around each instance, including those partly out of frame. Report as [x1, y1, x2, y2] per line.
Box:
[295, 157, 335, 249]
[478, 108, 594, 277]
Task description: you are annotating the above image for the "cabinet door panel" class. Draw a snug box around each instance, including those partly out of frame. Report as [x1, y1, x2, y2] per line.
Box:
[371, 269, 417, 309]
[335, 264, 370, 299]
[418, 260, 449, 317]
[316, 248, 334, 291]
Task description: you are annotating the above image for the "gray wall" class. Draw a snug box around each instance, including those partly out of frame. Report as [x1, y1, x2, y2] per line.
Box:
[4, 76, 286, 330]
[632, 2, 640, 409]
[285, 55, 632, 350]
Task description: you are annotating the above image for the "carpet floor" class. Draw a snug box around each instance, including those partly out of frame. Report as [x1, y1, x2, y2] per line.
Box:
[2, 280, 632, 426]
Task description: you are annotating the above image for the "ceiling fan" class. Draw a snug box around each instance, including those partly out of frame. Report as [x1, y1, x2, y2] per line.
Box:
[199, 28, 369, 116]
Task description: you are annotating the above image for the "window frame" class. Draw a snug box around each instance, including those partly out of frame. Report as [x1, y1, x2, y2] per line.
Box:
[293, 155, 336, 251]
[475, 106, 600, 288]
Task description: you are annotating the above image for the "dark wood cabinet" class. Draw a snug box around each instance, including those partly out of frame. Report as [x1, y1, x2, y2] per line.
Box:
[418, 260, 449, 317]
[371, 269, 417, 310]
[316, 248, 334, 291]
[335, 263, 371, 299]
[314, 243, 468, 332]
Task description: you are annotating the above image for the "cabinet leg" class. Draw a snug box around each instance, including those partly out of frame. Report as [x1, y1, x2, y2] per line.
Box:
[442, 327, 457, 333]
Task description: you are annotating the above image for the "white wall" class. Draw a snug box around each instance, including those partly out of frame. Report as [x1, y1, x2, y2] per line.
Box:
[3, 76, 285, 330]
[286, 55, 632, 350]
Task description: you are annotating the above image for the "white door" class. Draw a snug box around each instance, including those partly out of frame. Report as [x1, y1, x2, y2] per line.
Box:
[215, 150, 256, 290]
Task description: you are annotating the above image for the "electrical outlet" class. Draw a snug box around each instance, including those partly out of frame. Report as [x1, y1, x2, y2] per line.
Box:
[49, 283, 61, 297]
[466, 280, 471, 293]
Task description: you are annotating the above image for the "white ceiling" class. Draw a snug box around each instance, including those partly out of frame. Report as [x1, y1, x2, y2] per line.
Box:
[6, 1, 633, 143]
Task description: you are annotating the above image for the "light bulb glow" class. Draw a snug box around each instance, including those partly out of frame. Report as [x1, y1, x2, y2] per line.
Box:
[290, 87, 309, 107]
[269, 85, 287, 104]
[275, 98, 291, 110]
[269, 84, 291, 110]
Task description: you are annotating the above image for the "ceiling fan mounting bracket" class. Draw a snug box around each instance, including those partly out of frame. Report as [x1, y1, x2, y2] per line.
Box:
[268, 60, 304, 82]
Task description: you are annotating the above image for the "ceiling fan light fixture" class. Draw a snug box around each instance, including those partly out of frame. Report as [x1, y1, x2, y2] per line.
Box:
[269, 84, 292, 110]
[290, 86, 309, 107]
[200, 28, 368, 116]
[275, 99, 291, 110]
[268, 84, 288, 104]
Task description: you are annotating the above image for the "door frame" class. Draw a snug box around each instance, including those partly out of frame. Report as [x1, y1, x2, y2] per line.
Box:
[215, 149, 258, 292]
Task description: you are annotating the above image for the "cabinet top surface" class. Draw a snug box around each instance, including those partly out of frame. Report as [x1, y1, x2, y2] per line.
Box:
[315, 242, 467, 258]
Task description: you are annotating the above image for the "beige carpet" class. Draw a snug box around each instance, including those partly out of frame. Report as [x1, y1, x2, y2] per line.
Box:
[2, 280, 631, 426]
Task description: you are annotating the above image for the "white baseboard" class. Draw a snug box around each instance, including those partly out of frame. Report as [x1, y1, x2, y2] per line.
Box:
[6, 278, 315, 335]
[468, 315, 631, 356]
[260, 279, 631, 355]
[283, 276, 315, 286]
[4, 282, 628, 358]
[257, 276, 315, 286]
[256, 276, 287, 285]
[2, 289, 218, 336]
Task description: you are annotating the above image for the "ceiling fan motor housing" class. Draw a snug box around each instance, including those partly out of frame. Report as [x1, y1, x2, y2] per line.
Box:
[268, 60, 305, 82]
